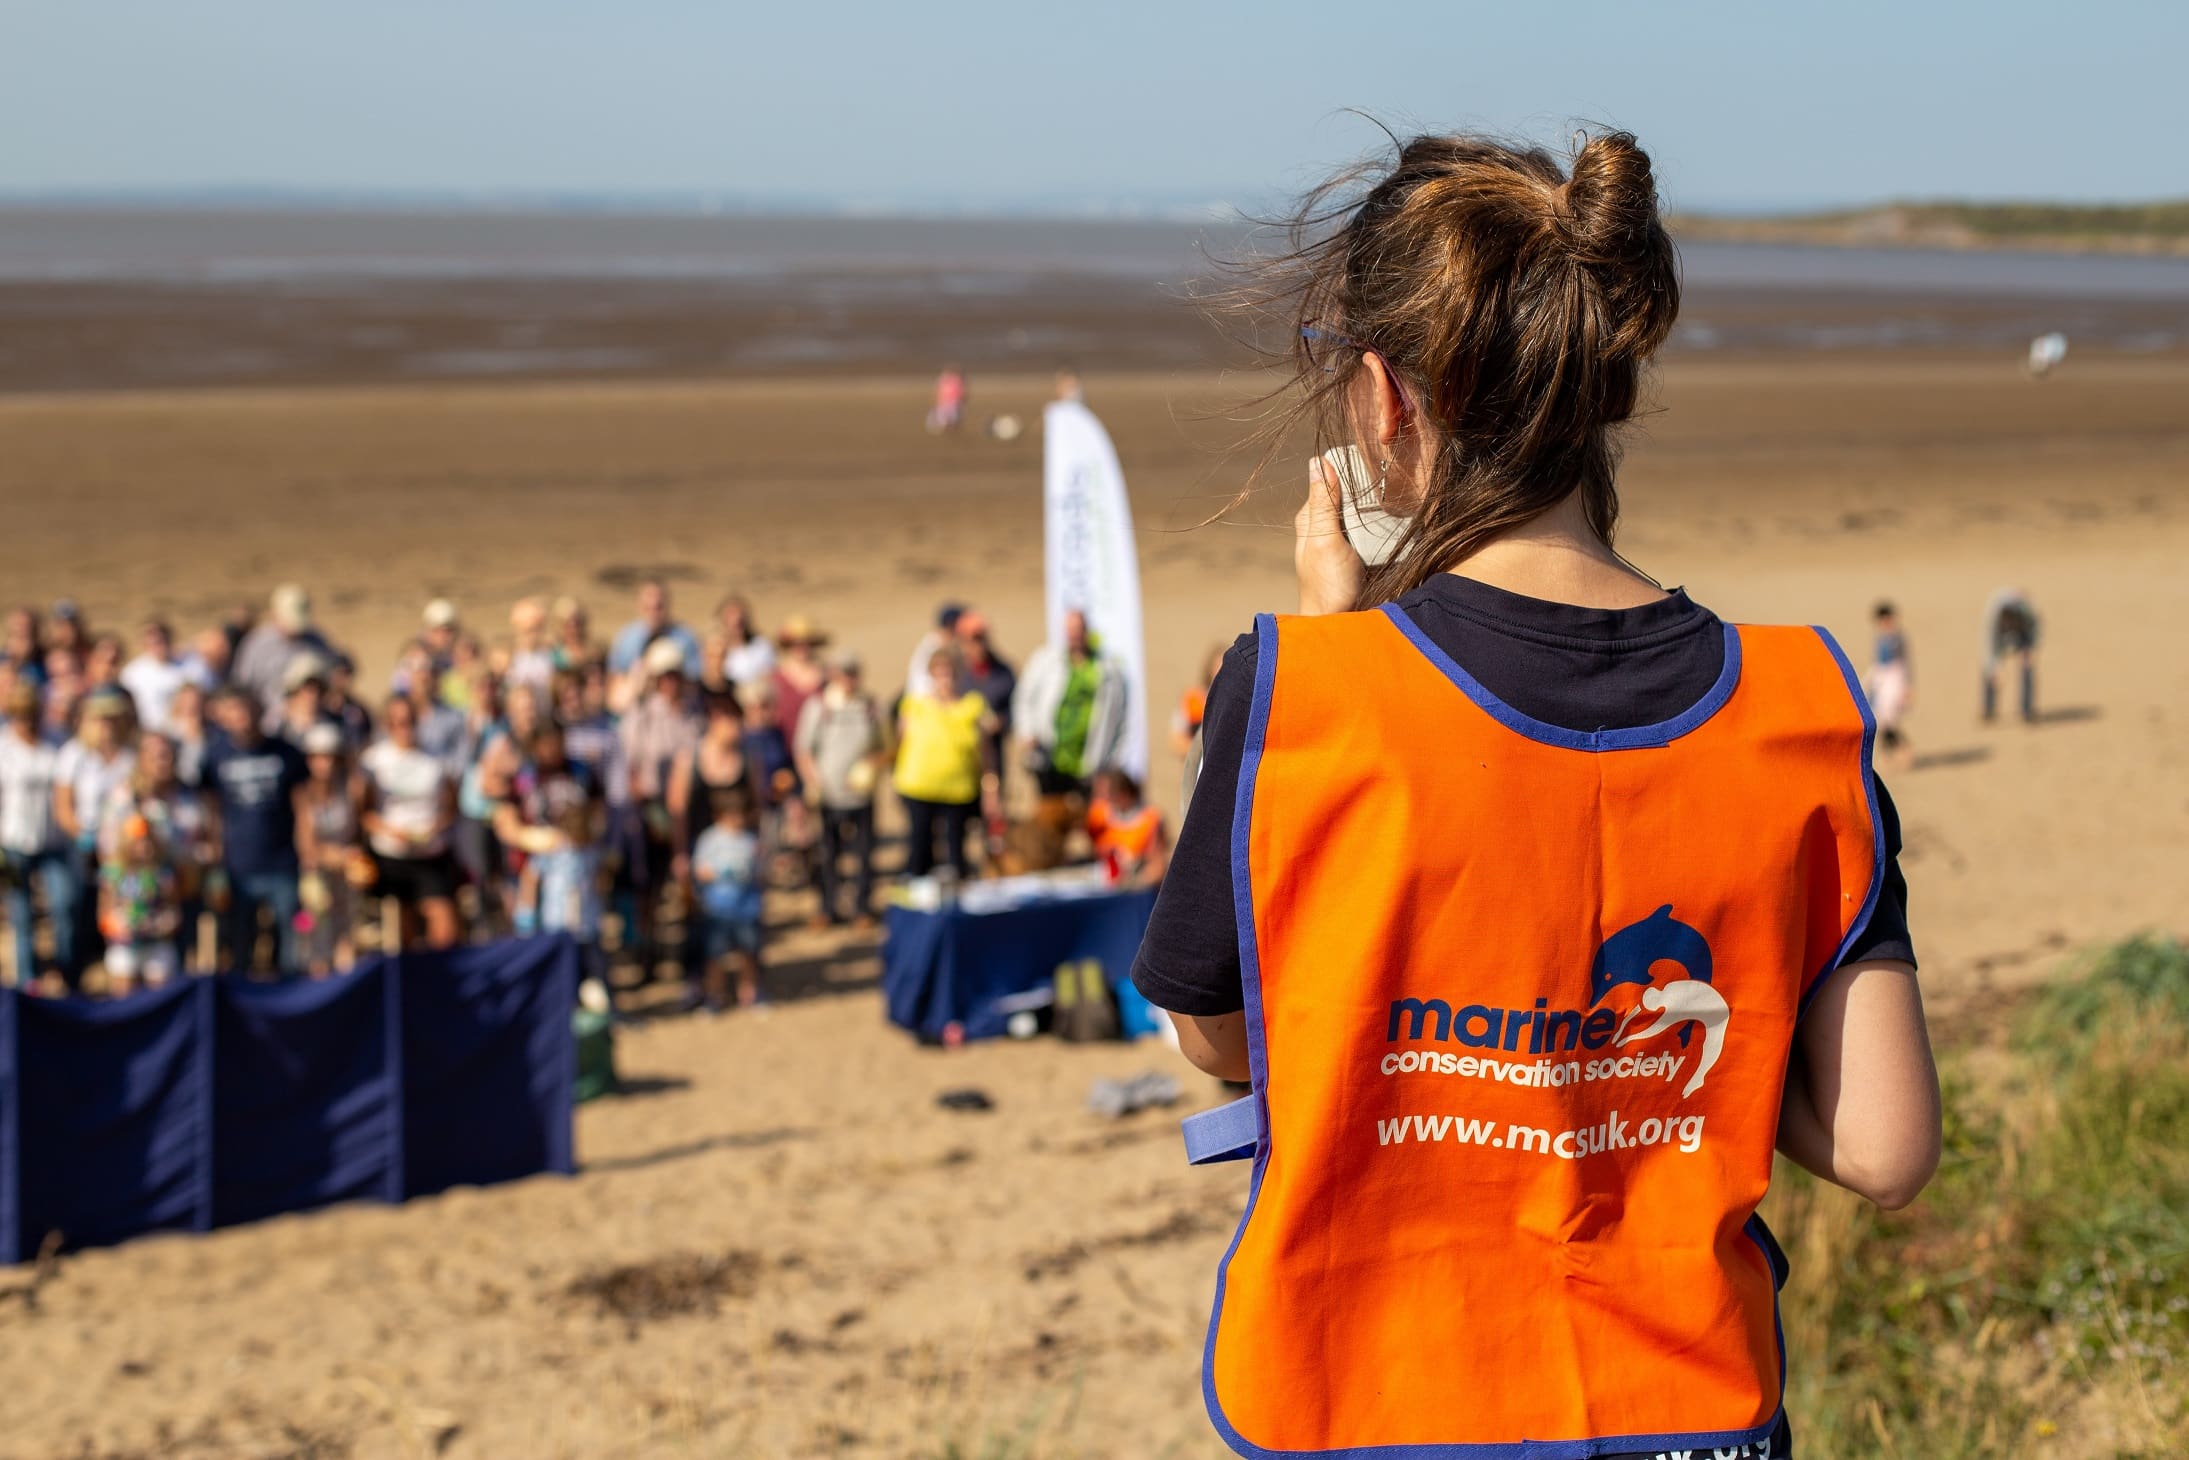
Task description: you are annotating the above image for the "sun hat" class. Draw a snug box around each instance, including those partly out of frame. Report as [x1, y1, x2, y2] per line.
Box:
[642, 639, 688, 678]
[777, 613, 830, 647]
[422, 598, 460, 630]
[283, 652, 330, 692]
[301, 723, 345, 756]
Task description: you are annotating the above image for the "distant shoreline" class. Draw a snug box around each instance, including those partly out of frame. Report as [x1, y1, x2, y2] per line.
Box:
[1674, 200, 2189, 258]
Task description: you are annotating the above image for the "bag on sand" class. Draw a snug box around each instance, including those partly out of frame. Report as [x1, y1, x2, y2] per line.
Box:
[1052, 958, 1120, 1043]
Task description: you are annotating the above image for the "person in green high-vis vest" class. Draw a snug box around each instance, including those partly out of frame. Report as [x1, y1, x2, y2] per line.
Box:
[1013, 608, 1128, 801]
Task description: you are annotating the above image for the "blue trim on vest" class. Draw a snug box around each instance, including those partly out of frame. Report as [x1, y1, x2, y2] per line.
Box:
[1747, 1211, 1793, 1412]
[1800, 626, 1888, 1020]
[1184, 1095, 1259, 1165]
[1377, 603, 1743, 752]
[1202, 612, 1278, 1454]
[1200, 612, 1788, 1460]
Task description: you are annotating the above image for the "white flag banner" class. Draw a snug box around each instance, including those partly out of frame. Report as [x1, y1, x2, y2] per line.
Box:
[1042, 399, 1148, 781]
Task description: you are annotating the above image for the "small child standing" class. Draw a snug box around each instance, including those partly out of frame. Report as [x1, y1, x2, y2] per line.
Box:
[691, 785, 765, 1011]
[101, 814, 180, 995]
[526, 802, 604, 967]
[1866, 600, 1915, 772]
[514, 723, 606, 983]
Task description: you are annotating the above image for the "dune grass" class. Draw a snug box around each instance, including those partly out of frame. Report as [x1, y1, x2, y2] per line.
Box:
[1766, 934, 2189, 1457]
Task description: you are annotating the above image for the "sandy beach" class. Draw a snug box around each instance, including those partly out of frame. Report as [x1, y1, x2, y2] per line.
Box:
[2, 351, 2186, 1458]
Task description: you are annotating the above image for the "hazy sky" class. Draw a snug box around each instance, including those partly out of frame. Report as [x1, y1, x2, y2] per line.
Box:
[5, 0, 2183, 211]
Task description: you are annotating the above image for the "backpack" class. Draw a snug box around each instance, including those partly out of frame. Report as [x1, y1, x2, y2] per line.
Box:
[1052, 958, 1120, 1043]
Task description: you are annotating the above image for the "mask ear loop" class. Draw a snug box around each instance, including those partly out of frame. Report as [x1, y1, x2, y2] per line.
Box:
[1364, 349, 1414, 515]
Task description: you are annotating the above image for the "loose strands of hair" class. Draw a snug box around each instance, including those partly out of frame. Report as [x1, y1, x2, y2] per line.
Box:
[1213, 126, 1680, 609]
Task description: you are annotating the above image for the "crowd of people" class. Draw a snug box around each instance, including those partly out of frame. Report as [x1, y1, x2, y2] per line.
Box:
[0, 580, 1174, 1007]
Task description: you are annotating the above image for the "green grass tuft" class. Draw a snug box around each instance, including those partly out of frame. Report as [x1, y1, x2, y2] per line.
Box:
[1766, 933, 2189, 1456]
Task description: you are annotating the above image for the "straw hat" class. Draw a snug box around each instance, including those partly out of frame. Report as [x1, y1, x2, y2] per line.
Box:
[777, 613, 830, 647]
[283, 652, 330, 692]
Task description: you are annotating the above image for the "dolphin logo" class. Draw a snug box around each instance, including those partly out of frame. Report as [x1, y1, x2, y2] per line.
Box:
[1589, 904, 1713, 1006]
[1589, 906, 1726, 1094]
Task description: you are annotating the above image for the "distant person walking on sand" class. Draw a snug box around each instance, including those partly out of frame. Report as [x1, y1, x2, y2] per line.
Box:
[928, 365, 967, 434]
[1982, 588, 2040, 723]
[1135, 128, 1938, 1459]
[1865, 601, 1915, 770]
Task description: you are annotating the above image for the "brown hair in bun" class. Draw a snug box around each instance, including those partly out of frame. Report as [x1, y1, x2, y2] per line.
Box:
[1245, 126, 1680, 607]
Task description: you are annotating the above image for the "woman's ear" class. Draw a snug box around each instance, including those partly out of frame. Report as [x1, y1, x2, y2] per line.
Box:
[1359, 352, 1408, 452]
[1358, 351, 1431, 514]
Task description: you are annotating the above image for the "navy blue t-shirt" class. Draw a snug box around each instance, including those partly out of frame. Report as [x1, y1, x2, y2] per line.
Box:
[204, 734, 308, 877]
[1132, 574, 1916, 1018]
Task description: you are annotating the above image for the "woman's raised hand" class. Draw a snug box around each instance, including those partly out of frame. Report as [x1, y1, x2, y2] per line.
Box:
[1295, 455, 1364, 616]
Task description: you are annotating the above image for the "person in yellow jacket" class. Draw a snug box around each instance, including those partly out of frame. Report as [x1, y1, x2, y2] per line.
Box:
[894, 648, 996, 880]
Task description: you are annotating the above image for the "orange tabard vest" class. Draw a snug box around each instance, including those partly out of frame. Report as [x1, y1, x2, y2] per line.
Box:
[1200, 605, 1881, 1458]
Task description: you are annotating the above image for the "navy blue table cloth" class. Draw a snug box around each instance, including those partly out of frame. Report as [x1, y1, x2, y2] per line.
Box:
[0, 934, 576, 1263]
[881, 887, 1160, 1042]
